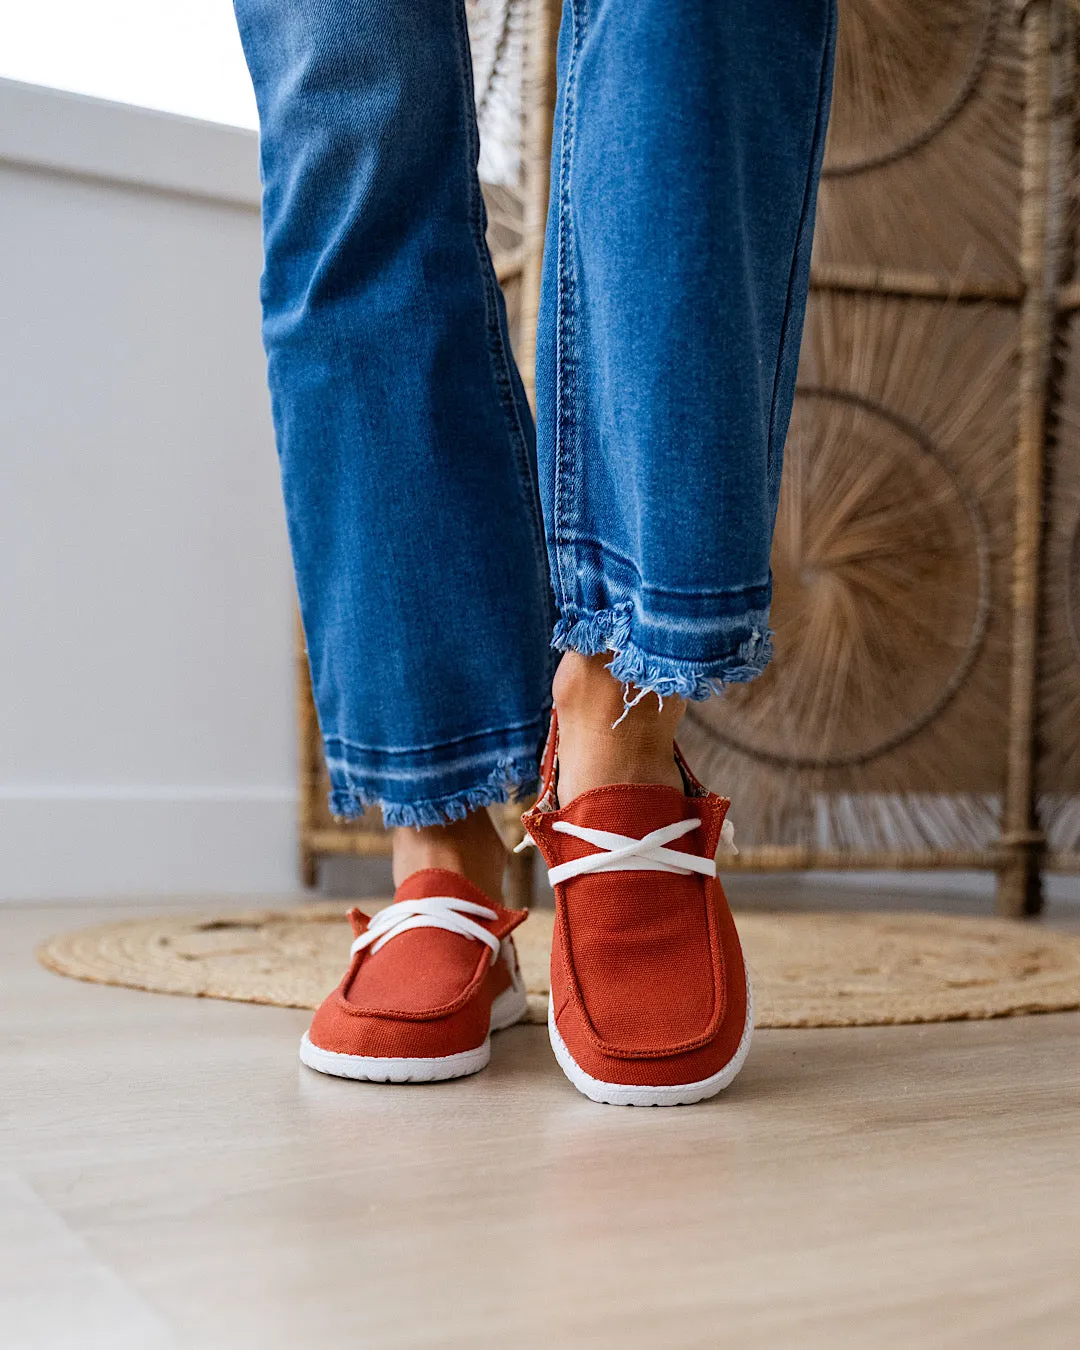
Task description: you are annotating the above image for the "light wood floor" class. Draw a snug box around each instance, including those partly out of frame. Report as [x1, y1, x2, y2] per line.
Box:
[3, 893, 1080, 1350]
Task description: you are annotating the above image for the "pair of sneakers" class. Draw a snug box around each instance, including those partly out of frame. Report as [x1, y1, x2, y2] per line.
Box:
[300, 718, 753, 1107]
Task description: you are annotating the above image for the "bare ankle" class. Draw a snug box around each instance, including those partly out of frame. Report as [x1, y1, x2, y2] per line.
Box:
[392, 810, 507, 898]
[552, 651, 686, 804]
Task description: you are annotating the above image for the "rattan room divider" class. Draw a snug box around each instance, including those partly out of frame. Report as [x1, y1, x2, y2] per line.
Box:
[296, 0, 1080, 916]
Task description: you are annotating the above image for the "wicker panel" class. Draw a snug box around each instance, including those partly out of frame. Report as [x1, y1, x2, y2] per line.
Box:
[679, 1, 1080, 910]
[1038, 310, 1080, 849]
[681, 293, 1016, 853]
[814, 0, 1023, 289]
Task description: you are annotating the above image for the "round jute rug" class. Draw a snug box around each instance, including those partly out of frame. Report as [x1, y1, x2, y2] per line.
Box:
[37, 904, 1080, 1028]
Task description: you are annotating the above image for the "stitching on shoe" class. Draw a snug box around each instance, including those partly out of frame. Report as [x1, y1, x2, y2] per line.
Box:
[554, 881, 727, 1060]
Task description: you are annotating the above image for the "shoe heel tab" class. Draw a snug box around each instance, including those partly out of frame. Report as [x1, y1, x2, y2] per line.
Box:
[534, 709, 559, 809]
[499, 905, 531, 935]
[346, 906, 370, 939]
[674, 740, 708, 796]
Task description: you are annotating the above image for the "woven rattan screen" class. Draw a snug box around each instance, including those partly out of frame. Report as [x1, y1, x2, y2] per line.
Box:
[682, 0, 1080, 913]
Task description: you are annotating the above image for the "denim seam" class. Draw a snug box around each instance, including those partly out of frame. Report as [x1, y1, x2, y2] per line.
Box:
[328, 740, 540, 784]
[324, 712, 549, 759]
[551, 533, 773, 601]
[327, 755, 536, 785]
[552, 0, 587, 611]
[451, 0, 550, 588]
[765, 1, 837, 468]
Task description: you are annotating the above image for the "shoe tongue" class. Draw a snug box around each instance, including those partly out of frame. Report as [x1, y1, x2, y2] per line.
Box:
[550, 785, 726, 1051]
[552, 783, 724, 863]
[344, 869, 502, 1015]
[560, 783, 702, 842]
[392, 868, 497, 908]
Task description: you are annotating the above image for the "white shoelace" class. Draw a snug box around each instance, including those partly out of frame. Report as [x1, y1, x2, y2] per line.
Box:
[351, 897, 501, 964]
[515, 816, 738, 887]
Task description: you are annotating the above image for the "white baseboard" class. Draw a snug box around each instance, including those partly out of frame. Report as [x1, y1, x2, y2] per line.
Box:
[0, 790, 299, 900]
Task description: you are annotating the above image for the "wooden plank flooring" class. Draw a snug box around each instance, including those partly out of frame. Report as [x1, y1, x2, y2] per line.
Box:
[3, 895, 1079, 1349]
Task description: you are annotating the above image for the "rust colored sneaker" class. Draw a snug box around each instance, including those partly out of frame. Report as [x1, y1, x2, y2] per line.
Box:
[518, 716, 752, 1106]
[299, 869, 529, 1083]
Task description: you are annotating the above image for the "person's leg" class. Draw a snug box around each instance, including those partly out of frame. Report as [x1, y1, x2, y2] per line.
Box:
[233, 0, 554, 890]
[536, 0, 837, 798]
[523, 0, 836, 1106]
[234, 0, 551, 1083]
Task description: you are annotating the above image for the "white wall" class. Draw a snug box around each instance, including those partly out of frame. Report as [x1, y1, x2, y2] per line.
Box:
[0, 80, 298, 899]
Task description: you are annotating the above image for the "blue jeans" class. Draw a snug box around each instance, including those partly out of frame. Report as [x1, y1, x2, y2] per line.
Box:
[234, 0, 836, 827]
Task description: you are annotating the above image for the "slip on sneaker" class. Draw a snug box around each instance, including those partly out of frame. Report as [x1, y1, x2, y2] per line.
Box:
[299, 868, 529, 1083]
[518, 714, 752, 1107]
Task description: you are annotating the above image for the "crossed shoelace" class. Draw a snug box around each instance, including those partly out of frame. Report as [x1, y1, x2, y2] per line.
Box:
[516, 815, 737, 887]
[351, 819, 736, 955]
[351, 897, 501, 964]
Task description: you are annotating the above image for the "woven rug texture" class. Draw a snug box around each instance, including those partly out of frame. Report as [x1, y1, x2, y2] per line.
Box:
[36, 904, 1080, 1028]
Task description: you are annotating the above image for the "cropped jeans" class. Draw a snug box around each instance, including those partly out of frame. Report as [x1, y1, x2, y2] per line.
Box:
[234, 0, 836, 827]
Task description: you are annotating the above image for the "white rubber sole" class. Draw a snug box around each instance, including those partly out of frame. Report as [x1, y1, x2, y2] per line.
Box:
[299, 945, 529, 1084]
[548, 975, 754, 1107]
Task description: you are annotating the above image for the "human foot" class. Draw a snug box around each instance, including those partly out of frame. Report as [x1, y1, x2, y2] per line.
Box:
[520, 713, 750, 1106]
[299, 868, 528, 1083]
[551, 651, 685, 804]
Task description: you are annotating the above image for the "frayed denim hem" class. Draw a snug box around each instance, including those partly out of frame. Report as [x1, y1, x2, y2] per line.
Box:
[328, 754, 540, 830]
[552, 602, 773, 703]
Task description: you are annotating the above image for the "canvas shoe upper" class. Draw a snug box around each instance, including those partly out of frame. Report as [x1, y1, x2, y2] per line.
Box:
[519, 716, 752, 1106]
[300, 868, 528, 1082]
